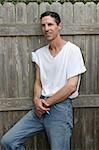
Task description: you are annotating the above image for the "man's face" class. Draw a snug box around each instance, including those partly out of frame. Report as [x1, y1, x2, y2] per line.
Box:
[41, 16, 61, 41]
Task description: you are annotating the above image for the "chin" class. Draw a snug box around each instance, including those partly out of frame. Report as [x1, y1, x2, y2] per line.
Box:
[46, 36, 54, 41]
[47, 38, 53, 41]
[46, 38, 52, 42]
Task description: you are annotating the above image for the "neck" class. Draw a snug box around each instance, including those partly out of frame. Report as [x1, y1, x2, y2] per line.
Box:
[49, 36, 67, 52]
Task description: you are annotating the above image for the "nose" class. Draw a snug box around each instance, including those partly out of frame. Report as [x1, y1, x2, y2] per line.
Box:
[44, 24, 49, 32]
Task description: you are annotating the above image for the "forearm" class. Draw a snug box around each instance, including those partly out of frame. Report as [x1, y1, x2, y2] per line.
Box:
[46, 84, 75, 106]
[46, 76, 79, 106]
[34, 84, 42, 98]
[33, 81, 42, 103]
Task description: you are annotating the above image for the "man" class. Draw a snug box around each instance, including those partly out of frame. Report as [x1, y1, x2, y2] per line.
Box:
[1, 11, 86, 150]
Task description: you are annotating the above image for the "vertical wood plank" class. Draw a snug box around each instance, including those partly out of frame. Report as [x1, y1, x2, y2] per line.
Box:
[62, 2, 73, 25]
[62, 2, 74, 43]
[3, 3, 17, 98]
[95, 109, 99, 150]
[27, 2, 38, 24]
[84, 109, 95, 150]
[0, 112, 4, 139]
[94, 5, 99, 149]
[50, 2, 62, 19]
[85, 2, 97, 24]
[96, 3, 99, 94]
[39, 2, 51, 19]
[27, 3, 39, 98]
[74, 2, 85, 24]
[0, 111, 13, 150]
[0, 4, 3, 23]
[0, 54, 5, 97]
[16, 3, 27, 23]
[3, 2, 15, 23]
[73, 2, 86, 94]
[97, 3, 99, 22]
[85, 2, 97, 94]
[16, 3, 29, 97]
[71, 108, 86, 149]
[84, 3, 97, 150]
[0, 38, 5, 98]
[15, 37, 29, 97]
[4, 38, 18, 98]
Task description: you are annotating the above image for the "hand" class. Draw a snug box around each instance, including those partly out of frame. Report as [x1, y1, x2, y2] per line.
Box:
[35, 107, 45, 118]
[42, 99, 49, 108]
[33, 97, 50, 118]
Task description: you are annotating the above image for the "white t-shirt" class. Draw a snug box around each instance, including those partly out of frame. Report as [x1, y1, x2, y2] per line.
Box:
[31, 41, 86, 99]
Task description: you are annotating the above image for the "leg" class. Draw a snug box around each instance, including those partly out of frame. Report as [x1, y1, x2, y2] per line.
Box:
[44, 99, 73, 150]
[1, 108, 44, 150]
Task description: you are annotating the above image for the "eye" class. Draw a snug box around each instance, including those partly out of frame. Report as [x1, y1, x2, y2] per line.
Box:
[48, 23, 53, 26]
[41, 24, 45, 27]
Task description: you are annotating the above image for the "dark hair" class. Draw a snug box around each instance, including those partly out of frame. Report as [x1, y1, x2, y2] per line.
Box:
[40, 11, 61, 25]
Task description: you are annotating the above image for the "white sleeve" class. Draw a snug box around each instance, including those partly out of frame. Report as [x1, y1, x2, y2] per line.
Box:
[67, 47, 86, 79]
[31, 52, 40, 66]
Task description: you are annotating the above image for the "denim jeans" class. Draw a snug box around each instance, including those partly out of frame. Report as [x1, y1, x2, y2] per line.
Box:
[1, 98, 73, 150]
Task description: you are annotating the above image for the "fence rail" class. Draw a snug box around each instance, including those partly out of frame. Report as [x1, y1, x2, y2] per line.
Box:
[0, 95, 99, 111]
[0, 24, 99, 36]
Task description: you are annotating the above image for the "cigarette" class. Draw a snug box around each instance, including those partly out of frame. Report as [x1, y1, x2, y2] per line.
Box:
[46, 111, 50, 115]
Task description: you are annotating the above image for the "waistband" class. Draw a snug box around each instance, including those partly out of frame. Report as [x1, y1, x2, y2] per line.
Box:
[40, 95, 49, 99]
[40, 95, 72, 101]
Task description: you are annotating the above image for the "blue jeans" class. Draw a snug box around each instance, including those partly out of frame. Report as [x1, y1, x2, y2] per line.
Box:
[1, 98, 73, 150]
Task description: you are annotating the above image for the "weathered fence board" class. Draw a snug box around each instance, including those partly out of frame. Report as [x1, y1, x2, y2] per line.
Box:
[39, 2, 51, 17]
[16, 3, 27, 23]
[0, 2, 99, 150]
[0, 95, 99, 111]
[3, 3, 15, 23]
[62, 2, 73, 24]
[27, 2, 38, 23]
[0, 24, 99, 36]
[0, 4, 3, 24]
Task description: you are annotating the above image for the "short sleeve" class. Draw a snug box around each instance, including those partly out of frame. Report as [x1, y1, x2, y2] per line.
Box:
[67, 47, 86, 79]
[31, 52, 39, 66]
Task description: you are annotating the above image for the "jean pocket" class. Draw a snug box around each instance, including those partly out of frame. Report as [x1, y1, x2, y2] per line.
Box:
[54, 103, 67, 112]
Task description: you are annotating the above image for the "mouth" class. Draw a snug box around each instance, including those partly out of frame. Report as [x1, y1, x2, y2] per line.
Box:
[45, 33, 52, 36]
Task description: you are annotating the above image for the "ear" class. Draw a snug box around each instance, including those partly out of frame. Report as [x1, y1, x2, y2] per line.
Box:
[58, 22, 62, 31]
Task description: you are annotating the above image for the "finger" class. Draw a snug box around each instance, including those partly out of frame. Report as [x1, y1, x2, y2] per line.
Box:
[36, 108, 45, 114]
[42, 99, 50, 108]
[36, 110, 45, 117]
[36, 100, 50, 111]
[35, 110, 43, 118]
[41, 105, 50, 111]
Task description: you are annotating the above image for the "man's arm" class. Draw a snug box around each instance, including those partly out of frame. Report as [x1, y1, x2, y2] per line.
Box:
[33, 64, 49, 117]
[33, 64, 42, 101]
[46, 75, 80, 106]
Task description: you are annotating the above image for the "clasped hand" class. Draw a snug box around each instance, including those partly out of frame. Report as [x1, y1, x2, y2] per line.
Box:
[34, 98, 50, 118]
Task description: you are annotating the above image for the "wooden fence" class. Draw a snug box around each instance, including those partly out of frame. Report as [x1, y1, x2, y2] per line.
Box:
[0, 2, 99, 150]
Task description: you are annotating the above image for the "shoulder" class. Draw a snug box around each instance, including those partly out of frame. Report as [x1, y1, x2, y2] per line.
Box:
[31, 45, 48, 63]
[67, 41, 81, 57]
[68, 41, 80, 51]
[33, 45, 48, 55]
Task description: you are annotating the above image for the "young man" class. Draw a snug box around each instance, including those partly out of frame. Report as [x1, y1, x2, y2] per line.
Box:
[1, 11, 86, 150]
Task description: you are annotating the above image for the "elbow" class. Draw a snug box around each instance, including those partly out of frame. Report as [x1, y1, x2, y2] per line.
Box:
[70, 84, 77, 94]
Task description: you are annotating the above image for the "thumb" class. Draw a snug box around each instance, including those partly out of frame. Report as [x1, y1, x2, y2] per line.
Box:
[42, 100, 49, 108]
